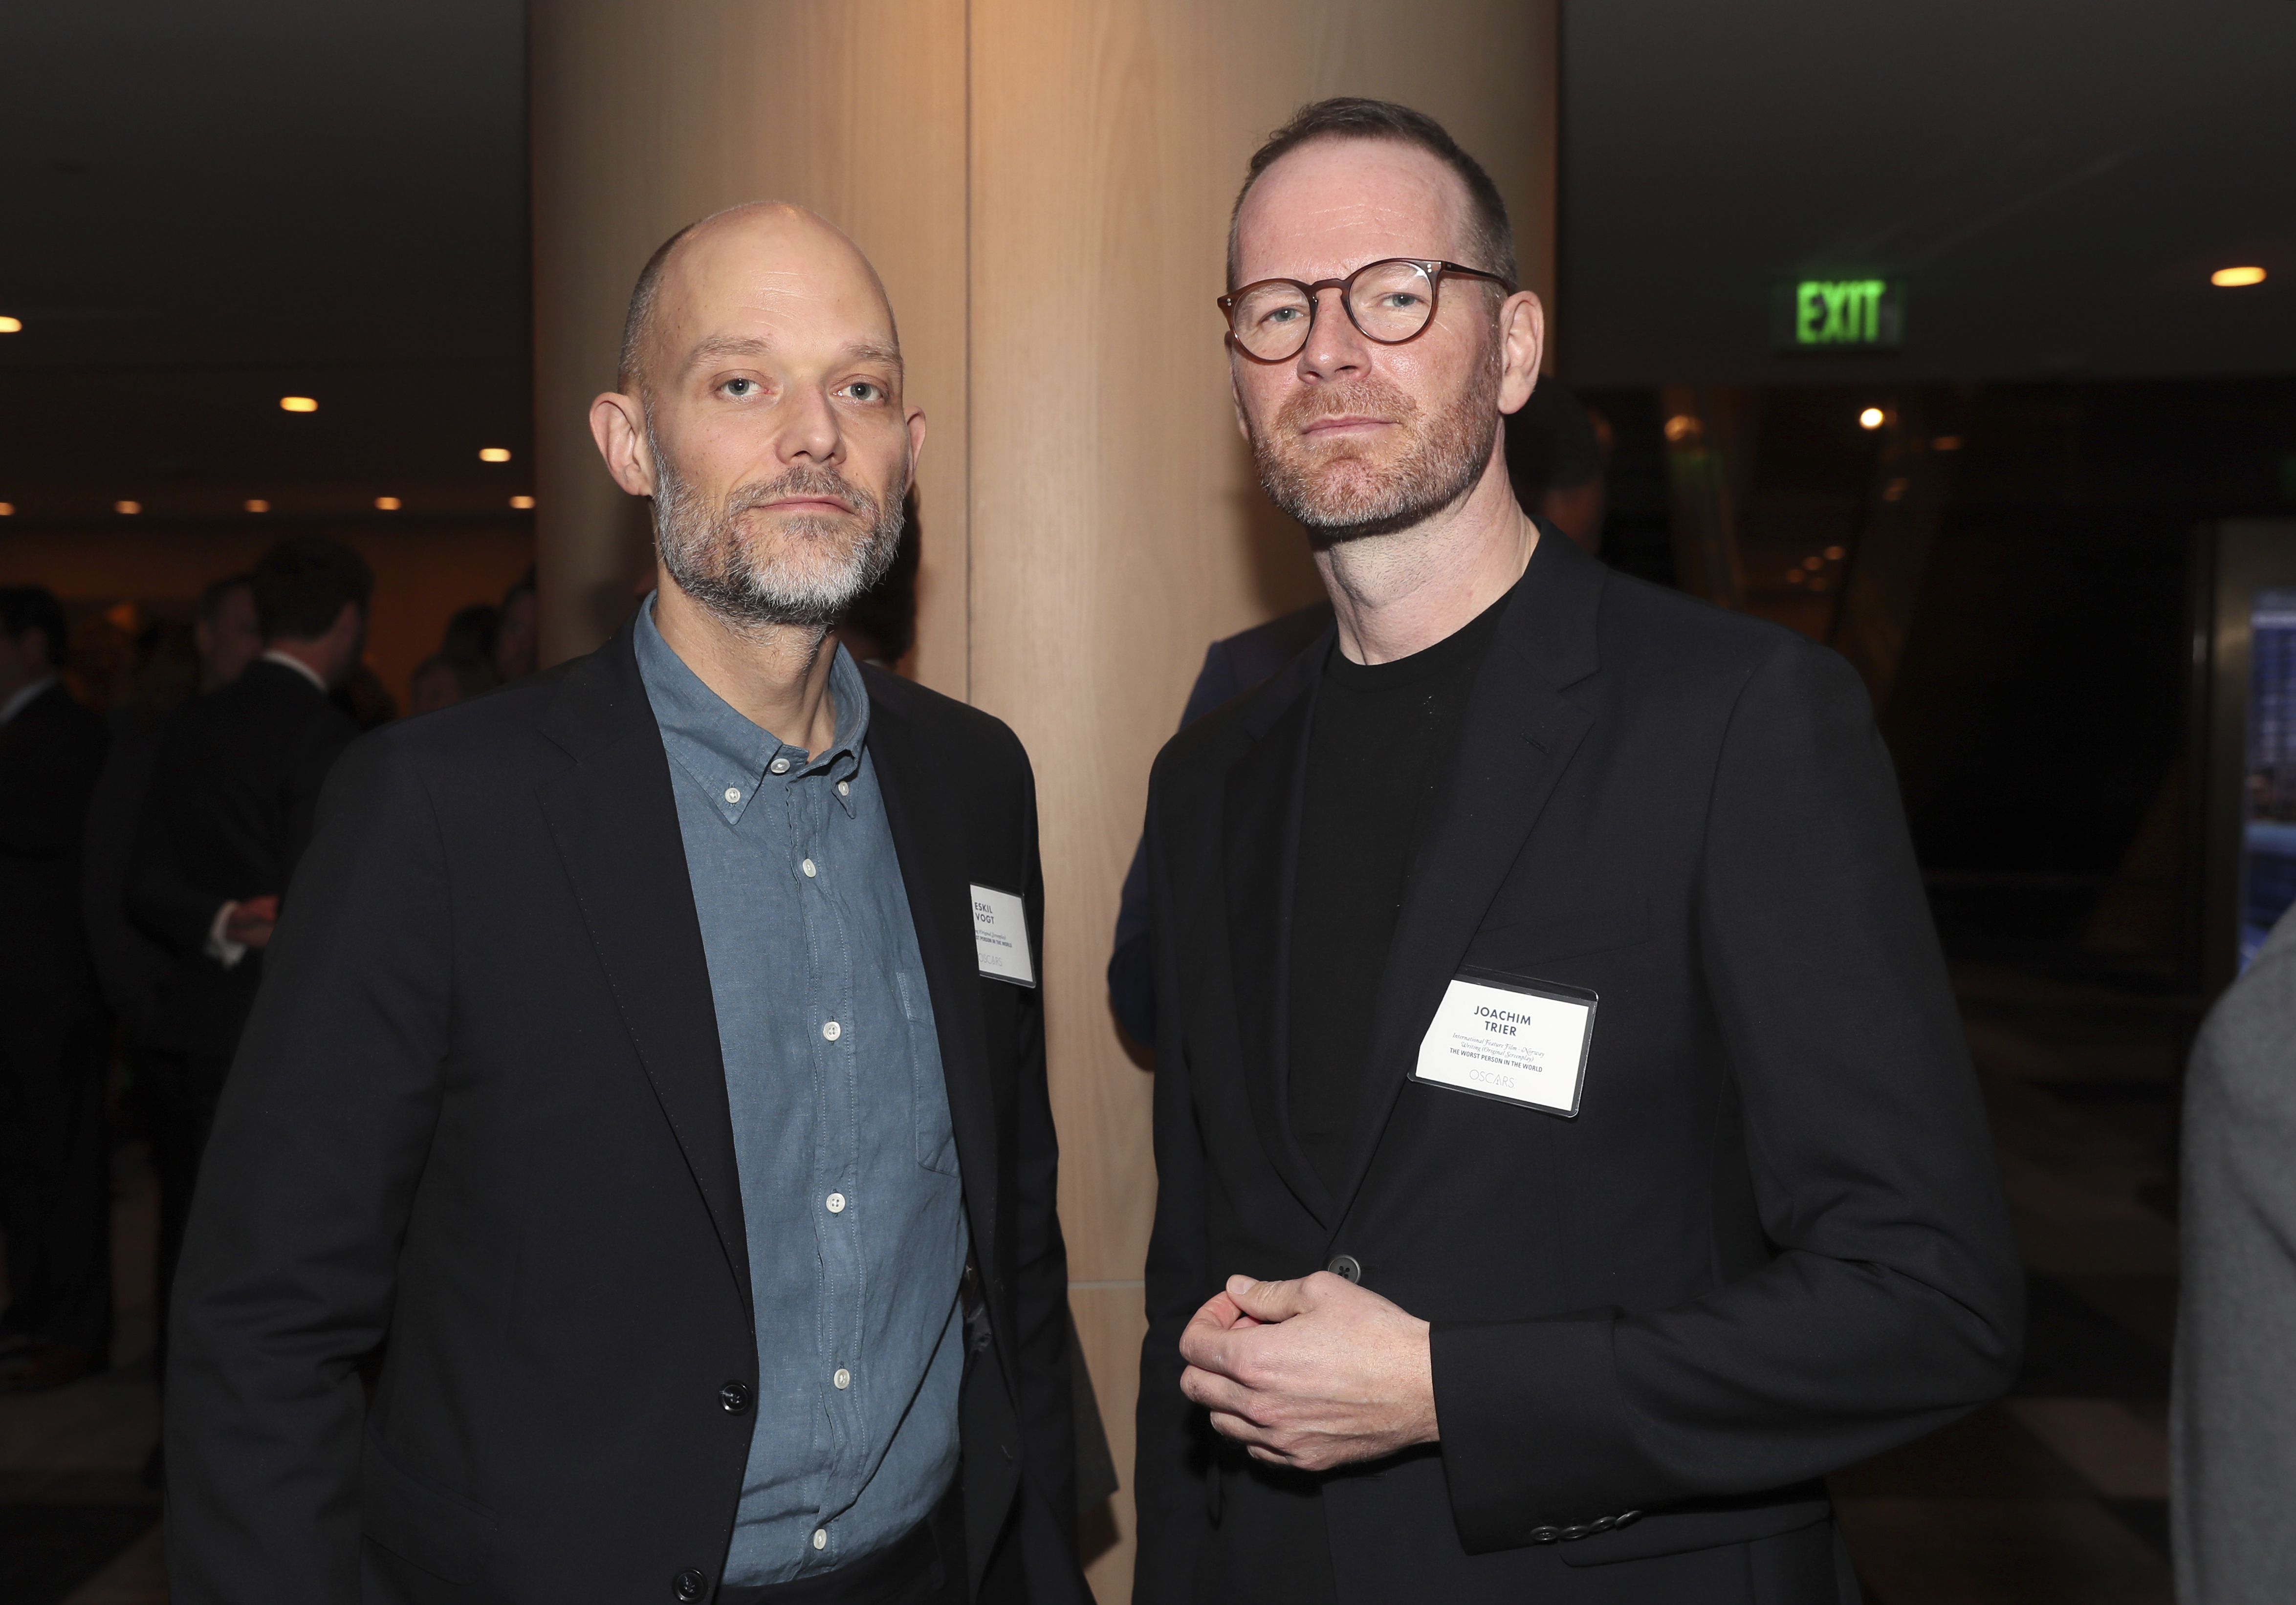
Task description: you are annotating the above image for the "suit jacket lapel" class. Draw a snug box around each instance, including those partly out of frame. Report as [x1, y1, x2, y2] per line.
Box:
[534, 622, 752, 1314]
[1223, 637, 1340, 1227]
[863, 682, 1003, 1306]
[1327, 531, 1607, 1225]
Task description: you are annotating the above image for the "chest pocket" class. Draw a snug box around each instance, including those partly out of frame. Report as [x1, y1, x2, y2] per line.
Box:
[896, 967, 961, 1175]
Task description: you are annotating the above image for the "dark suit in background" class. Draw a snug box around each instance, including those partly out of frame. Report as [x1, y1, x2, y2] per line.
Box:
[1135, 532, 2022, 1604]
[166, 619, 1085, 1604]
[126, 657, 357, 1374]
[0, 680, 113, 1361]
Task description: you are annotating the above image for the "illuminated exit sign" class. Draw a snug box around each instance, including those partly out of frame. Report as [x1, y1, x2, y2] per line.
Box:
[1773, 279, 1906, 351]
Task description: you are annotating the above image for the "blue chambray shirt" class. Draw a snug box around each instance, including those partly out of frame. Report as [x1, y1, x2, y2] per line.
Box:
[634, 598, 969, 1585]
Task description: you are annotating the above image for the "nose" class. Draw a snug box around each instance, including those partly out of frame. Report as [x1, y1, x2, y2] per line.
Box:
[779, 382, 845, 465]
[1296, 284, 1370, 382]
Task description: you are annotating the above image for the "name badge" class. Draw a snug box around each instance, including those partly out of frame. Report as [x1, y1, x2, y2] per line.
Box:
[970, 884, 1035, 987]
[1410, 969, 1596, 1118]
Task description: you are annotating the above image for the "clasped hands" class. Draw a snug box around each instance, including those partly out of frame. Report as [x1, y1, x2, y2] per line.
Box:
[1178, 1271, 1438, 1472]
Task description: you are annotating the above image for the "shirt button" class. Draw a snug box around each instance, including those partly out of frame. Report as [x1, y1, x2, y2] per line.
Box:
[822, 1019, 841, 1042]
[801, 858, 817, 878]
[723, 787, 741, 804]
[770, 757, 791, 775]
[826, 1192, 846, 1214]
[811, 1528, 828, 1550]
[837, 781, 850, 797]
[833, 1367, 851, 1389]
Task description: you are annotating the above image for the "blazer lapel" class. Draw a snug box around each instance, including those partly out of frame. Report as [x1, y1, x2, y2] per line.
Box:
[1223, 639, 1340, 1227]
[1327, 531, 1608, 1225]
[534, 623, 752, 1314]
[864, 682, 1003, 1299]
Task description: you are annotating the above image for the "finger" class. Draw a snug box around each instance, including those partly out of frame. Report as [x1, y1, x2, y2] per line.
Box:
[1180, 1365, 1271, 1424]
[1179, 1300, 1246, 1369]
[1207, 1411, 1291, 1458]
[1226, 1273, 1315, 1324]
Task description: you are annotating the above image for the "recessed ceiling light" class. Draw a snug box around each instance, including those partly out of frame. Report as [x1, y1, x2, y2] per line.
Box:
[509, 495, 535, 510]
[374, 496, 401, 511]
[479, 447, 512, 463]
[1858, 407, 1885, 430]
[1663, 414, 1699, 443]
[0, 316, 21, 333]
[1824, 545, 1846, 561]
[1932, 435, 1964, 451]
[2211, 266, 2266, 288]
[280, 395, 318, 412]
[115, 499, 141, 514]
[0, 502, 14, 516]
[245, 498, 270, 513]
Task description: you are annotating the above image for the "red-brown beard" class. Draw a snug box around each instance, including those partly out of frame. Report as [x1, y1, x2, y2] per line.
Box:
[1247, 350, 1502, 542]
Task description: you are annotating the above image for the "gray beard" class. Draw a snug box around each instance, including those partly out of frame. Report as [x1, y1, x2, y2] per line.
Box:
[650, 426, 904, 630]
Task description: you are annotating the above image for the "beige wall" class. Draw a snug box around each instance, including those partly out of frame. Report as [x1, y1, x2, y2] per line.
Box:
[529, 8, 1555, 1598]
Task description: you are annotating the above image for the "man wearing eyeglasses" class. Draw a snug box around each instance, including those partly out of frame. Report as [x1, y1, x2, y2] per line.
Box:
[1132, 99, 2022, 1605]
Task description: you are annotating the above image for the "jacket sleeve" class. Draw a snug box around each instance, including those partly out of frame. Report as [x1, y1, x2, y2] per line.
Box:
[126, 719, 232, 956]
[1005, 744, 1092, 1605]
[164, 732, 453, 1604]
[1429, 634, 2024, 1546]
[1132, 756, 1216, 1604]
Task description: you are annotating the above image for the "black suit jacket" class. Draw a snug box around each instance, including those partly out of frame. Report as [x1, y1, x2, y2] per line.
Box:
[165, 618, 1088, 1605]
[1108, 601, 1334, 1046]
[1134, 532, 2022, 1604]
[127, 658, 359, 1057]
[0, 680, 109, 990]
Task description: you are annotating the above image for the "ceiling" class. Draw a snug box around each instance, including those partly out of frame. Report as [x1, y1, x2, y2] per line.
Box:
[1558, 0, 2296, 387]
[3, 0, 2293, 530]
[0, 0, 530, 525]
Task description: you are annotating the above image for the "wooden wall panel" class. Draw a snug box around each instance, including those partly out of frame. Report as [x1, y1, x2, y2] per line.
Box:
[529, 7, 1554, 1599]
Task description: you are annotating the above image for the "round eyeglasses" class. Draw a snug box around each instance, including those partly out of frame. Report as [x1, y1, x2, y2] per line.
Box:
[1218, 258, 1516, 363]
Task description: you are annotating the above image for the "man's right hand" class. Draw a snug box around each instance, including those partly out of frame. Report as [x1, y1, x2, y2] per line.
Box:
[226, 894, 280, 951]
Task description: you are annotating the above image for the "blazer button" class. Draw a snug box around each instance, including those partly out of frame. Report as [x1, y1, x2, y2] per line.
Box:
[720, 1380, 753, 1414]
[1327, 1254, 1362, 1283]
[672, 1568, 707, 1601]
[1530, 1525, 1560, 1544]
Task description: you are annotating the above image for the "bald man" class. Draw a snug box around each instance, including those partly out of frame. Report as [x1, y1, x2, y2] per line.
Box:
[166, 204, 1091, 1605]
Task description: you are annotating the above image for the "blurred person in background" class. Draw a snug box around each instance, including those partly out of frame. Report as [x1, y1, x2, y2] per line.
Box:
[80, 574, 260, 1437]
[409, 649, 503, 716]
[0, 585, 114, 1392]
[1107, 384, 1611, 1049]
[443, 601, 503, 666]
[125, 537, 370, 1408]
[494, 564, 539, 681]
[2173, 909, 2296, 1600]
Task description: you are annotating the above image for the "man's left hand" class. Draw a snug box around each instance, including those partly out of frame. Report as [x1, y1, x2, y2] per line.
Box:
[1178, 1272, 1437, 1472]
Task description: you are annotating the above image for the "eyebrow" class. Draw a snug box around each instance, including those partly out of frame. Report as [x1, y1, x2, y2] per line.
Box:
[682, 334, 904, 371]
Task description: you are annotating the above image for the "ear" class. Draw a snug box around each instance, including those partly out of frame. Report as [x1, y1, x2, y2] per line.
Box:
[905, 403, 928, 480]
[1228, 362, 1252, 446]
[1496, 290, 1546, 417]
[589, 391, 658, 497]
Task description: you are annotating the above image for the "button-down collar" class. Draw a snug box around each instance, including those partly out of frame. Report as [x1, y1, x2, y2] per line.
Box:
[634, 596, 868, 825]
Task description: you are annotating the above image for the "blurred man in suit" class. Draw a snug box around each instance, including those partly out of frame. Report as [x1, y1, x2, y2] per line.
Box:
[127, 540, 368, 1388]
[0, 586, 112, 1391]
[167, 203, 1088, 1605]
[1133, 99, 2022, 1605]
[82, 573, 262, 1415]
[2173, 910, 2296, 1601]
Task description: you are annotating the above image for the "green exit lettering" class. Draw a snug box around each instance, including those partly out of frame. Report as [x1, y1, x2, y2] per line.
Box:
[1796, 280, 1886, 346]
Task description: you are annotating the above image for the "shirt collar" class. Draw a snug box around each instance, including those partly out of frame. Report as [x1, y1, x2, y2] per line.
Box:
[259, 649, 330, 695]
[634, 595, 870, 824]
[0, 675, 58, 727]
